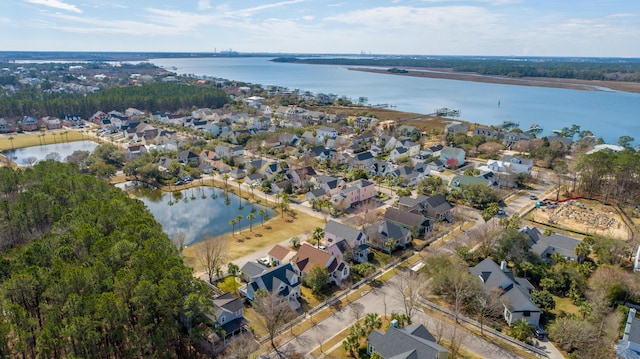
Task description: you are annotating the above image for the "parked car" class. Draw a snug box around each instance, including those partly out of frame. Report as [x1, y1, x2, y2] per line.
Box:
[529, 194, 538, 200]
[497, 209, 506, 216]
[257, 257, 270, 266]
[535, 326, 548, 338]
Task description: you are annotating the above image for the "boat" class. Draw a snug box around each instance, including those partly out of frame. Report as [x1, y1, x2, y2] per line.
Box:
[524, 124, 543, 133]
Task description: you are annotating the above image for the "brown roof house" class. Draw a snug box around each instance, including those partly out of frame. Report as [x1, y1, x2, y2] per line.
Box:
[268, 244, 296, 266]
[292, 243, 349, 285]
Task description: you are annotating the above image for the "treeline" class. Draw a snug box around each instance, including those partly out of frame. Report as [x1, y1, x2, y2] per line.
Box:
[576, 148, 640, 204]
[0, 82, 229, 118]
[0, 161, 213, 358]
[272, 57, 640, 82]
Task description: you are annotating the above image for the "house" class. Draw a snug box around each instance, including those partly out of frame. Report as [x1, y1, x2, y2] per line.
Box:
[306, 188, 327, 202]
[209, 292, 249, 352]
[397, 124, 418, 138]
[445, 122, 468, 135]
[502, 132, 531, 148]
[331, 179, 376, 209]
[397, 194, 430, 213]
[473, 127, 500, 138]
[292, 243, 350, 285]
[90, 111, 109, 124]
[469, 258, 541, 326]
[0, 118, 13, 133]
[397, 139, 421, 157]
[316, 175, 346, 195]
[487, 156, 533, 176]
[290, 166, 317, 186]
[41, 116, 61, 130]
[244, 173, 264, 187]
[364, 220, 412, 253]
[384, 207, 430, 238]
[244, 263, 301, 309]
[240, 261, 268, 282]
[215, 144, 244, 160]
[520, 226, 581, 262]
[19, 116, 39, 131]
[268, 244, 296, 266]
[425, 194, 454, 222]
[389, 147, 409, 162]
[125, 107, 144, 117]
[176, 150, 200, 166]
[316, 126, 338, 142]
[422, 144, 444, 157]
[367, 323, 448, 359]
[126, 144, 147, 159]
[427, 160, 445, 172]
[439, 146, 466, 168]
[617, 308, 640, 359]
[324, 220, 369, 263]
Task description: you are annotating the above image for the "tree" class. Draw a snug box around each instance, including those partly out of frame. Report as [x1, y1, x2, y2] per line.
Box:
[252, 290, 297, 350]
[446, 157, 459, 169]
[229, 219, 236, 235]
[246, 212, 256, 231]
[7, 136, 14, 150]
[475, 287, 503, 335]
[221, 332, 258, 359]
[306, 264, 330, 295]
[531, 289, 556, 311]
[618, 135, 635, 148]
[222, 173, 230, 192]
[289, 236, 300, 249]
[199, 239, 227, 284]
[349, 302, 365, 322]
[258, 209, 266, 226]
[482, 202, 500, 221]
[312, 226, 324, 249]
[510, 318, 535, 342]
[384, 238, 396, 255]
[363, 312, 382, 334]
[574, 241, 591, 263]
[228, 262, 240, 294]
[395, 272, 425, 320]
[236, 215, 243, 234]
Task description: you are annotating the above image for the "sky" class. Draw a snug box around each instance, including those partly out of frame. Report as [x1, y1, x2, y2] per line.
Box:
[2, 0, 639, 57]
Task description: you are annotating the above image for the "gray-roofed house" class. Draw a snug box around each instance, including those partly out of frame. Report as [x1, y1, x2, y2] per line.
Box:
[209, 292, 249, 353]
[244, 263, 301, 309]
[469, 258, 541, 326]
[397, 194, 430, 213]
[617, 308, 640, 359]
[367, 323, 448, 359]
[439, 146, 466, 168]
[364, 220, 412, 253]
[384, 207, 430, 238]
[445, 122, 468, 135]
[425, 194, 454, 222]
[520, 226, 581, 262]
[325, 220, 370, 263]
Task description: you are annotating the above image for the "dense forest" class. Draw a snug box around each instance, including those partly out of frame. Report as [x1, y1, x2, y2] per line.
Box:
[0, 161, 213, 358]
[576, 148, 640, 204]
[272, 57, 640, 82]
[0, 82, 229, 119]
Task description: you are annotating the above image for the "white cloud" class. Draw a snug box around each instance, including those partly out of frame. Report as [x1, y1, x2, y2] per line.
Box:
[24, 0, 82, 13]
[231, 0, 306, 17]
[302, 15, 314, 21]
[198, 0, 212, 11]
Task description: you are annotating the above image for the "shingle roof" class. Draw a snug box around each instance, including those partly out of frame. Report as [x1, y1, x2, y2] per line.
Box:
[292, 243, 333, 274]
[367, 324, 447, 359]
[520, 226, 580, 260]
[268, 244, 293, 261]
[241, 262, 268, 278]
[325, 220, 364, 246]
[384, 208, 427, 229]
[426, 194, 453, 214]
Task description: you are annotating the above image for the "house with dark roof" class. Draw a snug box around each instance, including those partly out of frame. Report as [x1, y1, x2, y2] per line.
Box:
[290, 166, 317, 186]
[425, 194, 454, 222]
[397, 194, 430, 213]
[208, 292, 249, 353]
[469, 258, 541, 326]
[350, 151, 375, 170]
[617, 308, 640, 359]
[176, 150, 200, 166]
[520, 226, 581, 262]
[240, 261, 268, 282]
[316, 175, 346, 195]
[367, 323, 448, 359]
[384, 207, 430, 238]
[291, 243, 349, 285]
[244, 263, 301, 309]
[445, 122, 468, 135]
[325, 220, 370, 263]
[364, 220, 412, 253]
[473, 127, 500, 139]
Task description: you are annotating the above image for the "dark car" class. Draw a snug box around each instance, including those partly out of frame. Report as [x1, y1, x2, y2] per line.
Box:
[535, 326, 548, 338]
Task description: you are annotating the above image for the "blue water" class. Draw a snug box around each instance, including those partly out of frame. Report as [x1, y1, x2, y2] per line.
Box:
[151, 57, 640, 144]
[116, 182, 274, 245]
[4, 140, 99, 165]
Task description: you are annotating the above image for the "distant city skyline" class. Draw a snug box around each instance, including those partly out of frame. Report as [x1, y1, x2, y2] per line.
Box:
[2, 0, 639, 57]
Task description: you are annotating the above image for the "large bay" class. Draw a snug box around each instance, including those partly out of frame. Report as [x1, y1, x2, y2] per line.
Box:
[152, 57, 640, 144]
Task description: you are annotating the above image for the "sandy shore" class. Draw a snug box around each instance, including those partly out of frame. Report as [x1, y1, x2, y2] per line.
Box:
[349, 67, 640, 94]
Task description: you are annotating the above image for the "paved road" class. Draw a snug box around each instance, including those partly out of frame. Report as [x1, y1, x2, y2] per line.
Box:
[277, 274, 523, 359]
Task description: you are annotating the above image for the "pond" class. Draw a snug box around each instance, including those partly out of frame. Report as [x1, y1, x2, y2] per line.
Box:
[116, 181, 275, 245]
[3, 140, 99, 166]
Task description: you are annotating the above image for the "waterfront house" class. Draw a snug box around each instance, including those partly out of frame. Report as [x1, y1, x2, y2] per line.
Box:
[0, 118, 12, 133]
[19, 116, 39, 131]
[473, 127, 500, 138]
[470, 258, 541, 326]
[445, 122, 468, 135]
[487, 155, 533, 176]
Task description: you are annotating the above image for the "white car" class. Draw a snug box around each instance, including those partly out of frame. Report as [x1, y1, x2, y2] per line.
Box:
[257, 257, 270, 266]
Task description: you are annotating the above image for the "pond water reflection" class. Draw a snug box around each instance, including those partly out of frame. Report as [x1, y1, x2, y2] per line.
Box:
[4, 141, 99, 165]
[116, 181, 274, 245]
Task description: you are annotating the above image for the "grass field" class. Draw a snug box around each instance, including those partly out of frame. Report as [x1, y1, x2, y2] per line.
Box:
[0, 130, 97, 151]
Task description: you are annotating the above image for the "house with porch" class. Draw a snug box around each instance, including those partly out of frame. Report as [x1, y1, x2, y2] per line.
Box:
[208, 292, 249, 353]
[243, 263, 301, 309]
[291, 243, 350, 285]
[324, 220, 370, 263]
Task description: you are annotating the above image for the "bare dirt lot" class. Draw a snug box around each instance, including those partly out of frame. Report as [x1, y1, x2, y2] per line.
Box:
[529, 199, 632, 240]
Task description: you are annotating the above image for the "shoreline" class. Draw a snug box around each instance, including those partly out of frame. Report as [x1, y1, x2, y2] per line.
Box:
[348, 67, 640, 94]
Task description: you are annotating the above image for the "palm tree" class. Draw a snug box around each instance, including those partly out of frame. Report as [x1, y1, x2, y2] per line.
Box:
[228, 262, 240, 294]
[279, 192, 290, 218]
[574, 241, 591, 263]
[247, 213, 256, 231]
[250, 183, 255, 199]
[236, 215, 243, 234]
[258, 209, 266, 226]
[223, 174, 230, 192]
[7, 136, 14, 150]
[229, 219, 237, 235]
[384, 238, 396, 256]
[52, 132, 57, 143]
[510, 318, 535, 342]
[363, 313, 382, 333]
[313, 227, 324, 249]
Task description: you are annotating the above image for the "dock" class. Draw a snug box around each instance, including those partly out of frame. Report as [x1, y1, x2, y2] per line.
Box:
[433, 108, 460, 117]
